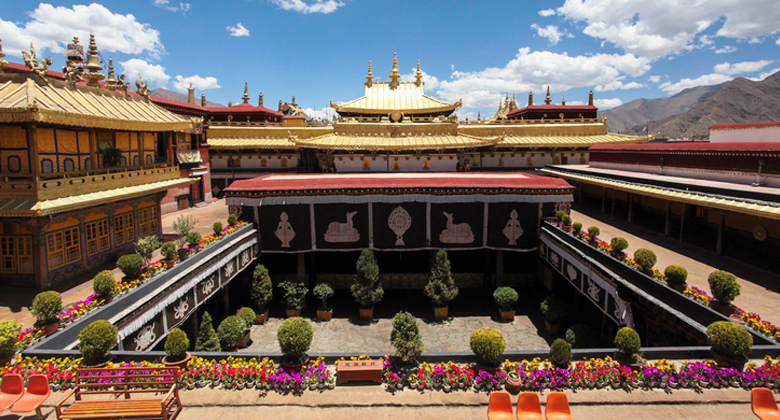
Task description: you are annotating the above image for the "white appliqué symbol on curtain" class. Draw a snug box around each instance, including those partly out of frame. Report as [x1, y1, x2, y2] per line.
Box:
[439, 212, 474, 244]
[241, 250, 250, 266]
[566, 264, 577, 281]
[614, 301, 623, 322]
[388, 206, 411, 246]
[224, 261, 234, 278]
[324, 211, 360, 243]
[202, 277, 215, 296]
[587, 280, 601, 302]
[173, 297, 189, 320]
[502, 210, 523, 245]
[134, 324, 156, 351]
[274, 212, 296, 247]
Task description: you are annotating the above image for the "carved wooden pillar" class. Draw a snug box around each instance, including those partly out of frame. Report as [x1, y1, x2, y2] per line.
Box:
[495, 250, 504, 288]
[678, 204, 687, 248]
[664, 202, 672, 237]
[627, 193, 634, 224]
[601, 187, 607, 213]
[136, 132, 143, 167]
[26, 124, 40, 177]
[131, 201, 140, 243]
[88, 130, 97, 173]
[610, 190, 616, 220]
[715, 210, 728, 255]
[30, 220, 51, 289]
[297, 253, 306, 283]
[77, 212, 88, 270]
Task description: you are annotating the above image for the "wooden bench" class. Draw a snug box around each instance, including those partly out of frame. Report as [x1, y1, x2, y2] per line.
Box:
[336, 359, 383, 385]
[55, 366, 181, 420]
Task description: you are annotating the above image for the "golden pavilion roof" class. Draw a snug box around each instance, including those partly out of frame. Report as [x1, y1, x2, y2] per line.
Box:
[207, 125, 332, 150]
[459, 122, 648, 148]
[0, 74, 194, 131]
[331, 82, 461, 116]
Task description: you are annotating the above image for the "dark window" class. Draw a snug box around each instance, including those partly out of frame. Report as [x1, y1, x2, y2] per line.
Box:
[41, 159, 53, 173]
[64, 158, 75, 172]
[7, 156, 21, 173]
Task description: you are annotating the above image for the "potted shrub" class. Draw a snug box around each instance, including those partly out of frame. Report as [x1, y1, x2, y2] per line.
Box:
[237, 307, 256, 329]
[31, 290, 63, 335]
[565, 324, 598, 348]
[423, 250, 459, 320]
[707, 321, 752, 371]
[251, 265, 273, 324]
[555, 211, 566, 225]
[664, 265, 689, 293]
[708, 270, 741, 317]
[549, 338, 572, 369]
[493, 287, 518, 321]
[217, 315, 248, 350]
[586, 226, 600, 246]
[350, 249, 383, 320]
[135, 235, 161, 266]
[117, 253, 144, 280]
[186, 231, 202, 252]
[0, 320, 22, 363]
[572, 222, 583, 236]
[92, 270, 116, 303]
[633, 249, 657, 275]
[614, 327, 642, 369]
[470, 328, 506, 370]
[227, 214, 238, 226]
[162, 328, 191, 367]
[213, 221, 223, 236]
[172, 215, 197, 260]
[277, 280, 308, 317]
[540, 295, 568, 334]
[561, 215, 573, 232]
[609, 237, 629, 260]
[390, 311, 424, 370]
[78, 320, 118, 367]
[313, 283, 335, 321]
[160, 241, 177, 269]
[277, 317, 313, 367]
[194, 311, 220, 352]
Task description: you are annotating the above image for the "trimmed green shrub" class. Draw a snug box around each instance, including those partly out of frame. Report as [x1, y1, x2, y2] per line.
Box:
[172, 215, 198, 247]
[31, 290, 62, 325]
[707, 321, 753, 359]
[277, 280, 309, 310]
[555, 211, 566, 223]
[195, 311, 220, 352]
[633, 249, 657, 273]
[587, 226, 600, 240]
[164, 328, 190, 362]
[161, 241, 177, 261]
[565, 324, 598, 349]
[135, 235, 161, 265]
[390, 311, 423, 366]
[424, 250, 459, 307]
[227, 214, 238, 226]
[614, 327, 641, 365]
[313, 283, 334, 310]
[0, 320, 22, 359]
[572, 222, 583, 235]
[610, 237, 629, 254]
[708, 270, 741, 305]
[562, 215, 572, 227]
[351, 249, 383, 308]
[92, 271, 116, 301]
[78, 320, 118, 366]
[251, 265, 273, 311]
[469, 328, 506, 367]
[213, 221, 223, 236]
[117, 253, 144, 278]
[217, 315, 246, 346]
[186, 231, 202, 248]
[549, 338, 572, 368]
[236, 307, 256, 328]
[540, 295, 568, 323]
[277, 317, 314, 364]
[493, 287, 519, 312]
[664, 265, 689, 285]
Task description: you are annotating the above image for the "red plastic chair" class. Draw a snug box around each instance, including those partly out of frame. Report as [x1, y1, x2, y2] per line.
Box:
[516, 392, 543, 420]
[752, 387, 780, 420]
[10, 374, 50, 420]
[0, 373, 24, 411]
[545, 392, 573, 420]
[488, 390, 515, 420]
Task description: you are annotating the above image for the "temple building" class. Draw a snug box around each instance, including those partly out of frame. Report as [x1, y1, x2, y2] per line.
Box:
[0, 37, 196, 288]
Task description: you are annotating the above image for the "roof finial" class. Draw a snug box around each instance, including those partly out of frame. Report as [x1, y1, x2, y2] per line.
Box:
[105, 58, 118, 90]
[187, 83, 195, 104]
[259, 92, 264, 107]
[562, 98, 566, 106]
[545, 86, 551, 104]
[0, 39, 8, 71]
[23, 42, 53, 84]
[512, 94, 517, 109]
[588, 90, 594, 106]
[528, 91, 533, 106]
[415, 59, 423, 86]
[83, 33, 104, 87]
[201, 93, 206, 107]
[242, 81, 250, 103]
[389, 52, 400, 89]
[365, 60, 373, 88]
[505, 92, 509, 107]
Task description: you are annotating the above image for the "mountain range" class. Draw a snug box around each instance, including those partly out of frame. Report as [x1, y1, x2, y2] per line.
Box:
[600, 71, 780, 139]
[149, 88, 224, 108]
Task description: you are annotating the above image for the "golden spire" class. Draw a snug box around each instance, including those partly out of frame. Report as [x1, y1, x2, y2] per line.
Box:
[562, 98, 566, 106]
[259, 92, 264, 107]
[528, 91, 533, 106]
[544, 86, 551, 104]
[242, 81, 250, 103]
[588, 90, 594, 106]
[415, 59, 423, 86]
[0, 39, 7, 71]
[512, 94, 517, 110]
[83, 33, 104, 87]
[105, 58, 118, 90]
[505, 93, 509, 107]
[187, 84, 195, 104]
[201, 93, 206, 107]
[389, 52, 400, 89]
[365, 60, 373, 88]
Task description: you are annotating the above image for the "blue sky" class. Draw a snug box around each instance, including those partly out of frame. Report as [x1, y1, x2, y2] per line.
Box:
[2, 0, 779, 119]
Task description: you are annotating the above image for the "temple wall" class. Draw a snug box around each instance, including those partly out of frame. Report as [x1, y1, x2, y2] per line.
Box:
[710, 125, 780, 143]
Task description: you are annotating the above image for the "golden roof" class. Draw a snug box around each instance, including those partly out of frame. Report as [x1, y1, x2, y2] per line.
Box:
[539, 167, 780, 221]
[331, 81, 460, 115]
[0, 75, 193, 131]
[208, 138, 298, 150]
[207, 125, 332, 150]
[460, 123, 647, 148]
[0, 177, 196, 217]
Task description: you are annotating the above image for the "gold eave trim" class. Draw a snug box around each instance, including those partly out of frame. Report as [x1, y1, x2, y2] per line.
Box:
[291, 133, 503, 152]
[0, 108, 193, 131]
[331, 104, 459, 115]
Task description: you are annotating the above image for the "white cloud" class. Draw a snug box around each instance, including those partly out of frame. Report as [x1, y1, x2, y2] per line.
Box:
[659, 73, 733, 94]
[227, 23, 250, 37]
[749, 67, 780, 81]
[594, 98, 623, 109]
[648, 75, 662, 83]
[0, 3, 164, 59]
[594, 81, 645, 91]
[152, 0, 191, 14]
[715, 45, 737, 54]
[270, 0, 345, 14]
[172, 75, 221, 92]
[713, 60, 773, 75]
[539, 9, 556, 17]
[557, 0, 780, 58]
[302, 105, 339, 122]
[777, 37, 780, 46]
[400, 68, 441, 91]
[434, 47, 650, 109]
[120, 59, 170, 86]
[531, 24, 566, 45]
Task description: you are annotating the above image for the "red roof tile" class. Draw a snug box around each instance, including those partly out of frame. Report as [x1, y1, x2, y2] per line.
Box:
[710, 121, 780, 130]
[590, 142, 780, 152]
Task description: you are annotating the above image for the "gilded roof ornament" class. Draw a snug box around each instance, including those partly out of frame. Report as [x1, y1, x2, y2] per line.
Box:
[415, 59, 423, 86]
[562, 99, 566, 106]
[545, 86, 552, 105]
[242, 81, 250, 103]
[83, 33, 104, 87]
[528, 91, 533, 106]
[62, 36, 84, 84]
[0, 39, 8, 71]
[389, 52, 400, 90]
[104, 58, 118, 89]
[588, 90, 594, 106]
[22, 43, 53, 84]
[135, 75, 150, 98]
[365, 60, 373, 88]
[259, 92, 264, 107]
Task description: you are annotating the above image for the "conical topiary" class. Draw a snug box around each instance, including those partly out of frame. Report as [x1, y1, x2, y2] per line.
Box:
[195, 311, 221, 352]
[424, 250, 459, 307]
[351, 249, 383, 308]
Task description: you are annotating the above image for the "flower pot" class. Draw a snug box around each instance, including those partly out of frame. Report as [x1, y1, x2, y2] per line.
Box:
[545, 319, 561, 334]
[434, 306, 448, 320]
[359, 307, 374, 321]
[317, 309, 333, 321]
[282, 355, 309, 371]
[668, 282, 687, 293]
[234, 330, 251, 348]
[499, 309, 515, 322]
[711, 349, 747, 371]
[610, 252, 625, 260]
[588, 240, 599, 248]
[165, 260, 175, 269]
[44, 320, 60, 336]
[504, 373, 522, 394]
[178, 248, 188, 262]
[562, 226, 572, 232]
[255, 309, 269, 324]
[711, 301, 735, 317]
[162, 352, 191, 368]
[285, 309, 302, 318]
[729, 313, 745, 325]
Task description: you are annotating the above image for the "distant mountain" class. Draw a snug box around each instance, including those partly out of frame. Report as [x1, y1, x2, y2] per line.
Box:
[633, 71, 780, 139]
[599, 82, 726, 133]
[148, 88, 224, 107]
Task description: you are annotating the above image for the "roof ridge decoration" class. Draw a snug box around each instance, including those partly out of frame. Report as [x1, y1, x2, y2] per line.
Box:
[83, 33, 104, 87]
[136, 75, 150, 99]
[365, 60, 373, 88]
[389, 52, 400, 90]
[21, 43, 53, 84]
[0, 39, 8, 71]
[242, 81, 250, 103]
[415, 59, 423, 87]
[544, 86, 551, 105]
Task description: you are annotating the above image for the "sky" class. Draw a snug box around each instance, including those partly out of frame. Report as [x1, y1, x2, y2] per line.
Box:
[2, 0, 779, 120]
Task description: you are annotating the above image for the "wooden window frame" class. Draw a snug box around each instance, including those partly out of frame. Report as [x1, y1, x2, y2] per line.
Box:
[86, 218, 110, 256]
[114, 212, 135, 246]
[47, 226, 80, 271]
[0, 236, 33, 274]
[138, 207, 159, 238]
